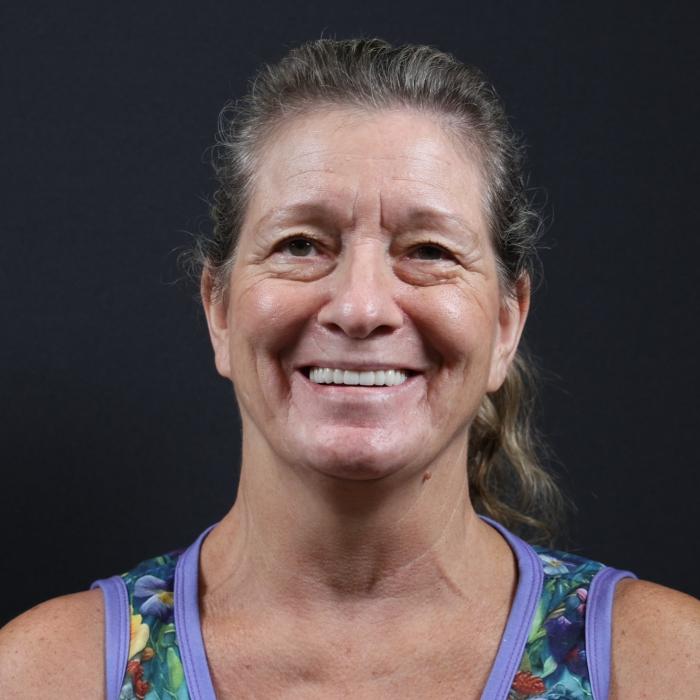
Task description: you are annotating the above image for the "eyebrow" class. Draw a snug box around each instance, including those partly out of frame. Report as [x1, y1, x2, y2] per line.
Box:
[250, 201, 483, 244]
[250, 201, 349, 237]
[394, 207, 482, 241]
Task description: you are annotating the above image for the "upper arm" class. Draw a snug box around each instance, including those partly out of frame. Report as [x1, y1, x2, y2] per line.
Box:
[0, 589, 105, 699]
[609, 578, 700, 699]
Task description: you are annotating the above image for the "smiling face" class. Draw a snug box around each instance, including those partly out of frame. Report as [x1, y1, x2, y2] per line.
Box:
[203, 107, 529, 481]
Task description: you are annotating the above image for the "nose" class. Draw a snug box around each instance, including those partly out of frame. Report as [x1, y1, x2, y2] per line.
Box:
[317, 240, 404, 338]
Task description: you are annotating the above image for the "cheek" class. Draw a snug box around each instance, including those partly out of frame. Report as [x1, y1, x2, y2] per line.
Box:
[407, 284, 497, 367]
[229, 278, 319, 361]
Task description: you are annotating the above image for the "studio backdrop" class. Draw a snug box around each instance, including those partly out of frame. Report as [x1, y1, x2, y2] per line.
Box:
[2, 1, 699, 625]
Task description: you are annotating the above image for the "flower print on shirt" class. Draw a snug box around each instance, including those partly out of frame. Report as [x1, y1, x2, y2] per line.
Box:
[133, 574, 175, 620]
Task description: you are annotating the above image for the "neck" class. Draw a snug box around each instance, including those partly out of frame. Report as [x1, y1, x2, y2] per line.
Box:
[199, 427, 514, 624]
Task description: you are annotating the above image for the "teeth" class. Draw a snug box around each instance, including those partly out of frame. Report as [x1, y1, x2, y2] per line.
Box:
[308, 367, 408, 386]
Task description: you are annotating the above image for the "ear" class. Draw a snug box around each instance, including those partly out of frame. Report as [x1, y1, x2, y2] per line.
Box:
[200, 267, 233, 379]
[487, 273, 531, 393]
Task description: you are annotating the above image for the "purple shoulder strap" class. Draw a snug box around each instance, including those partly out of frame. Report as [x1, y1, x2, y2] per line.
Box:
[479, 516, 544, 700]
[89, 523, 635, 700]
[174, 525, 218, 700]
[90, 576, 130, 700]
[586, 566, 637, 699]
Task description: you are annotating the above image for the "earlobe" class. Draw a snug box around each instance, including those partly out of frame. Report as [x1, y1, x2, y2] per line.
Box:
[487, 274, 531, 393]
[200, 268, 232, 379]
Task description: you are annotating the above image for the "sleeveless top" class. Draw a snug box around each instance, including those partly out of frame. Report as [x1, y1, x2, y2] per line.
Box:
[91, 516, 636, 700]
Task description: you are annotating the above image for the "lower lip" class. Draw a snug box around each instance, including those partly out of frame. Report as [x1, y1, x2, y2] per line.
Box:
[294, 370, 423, 399]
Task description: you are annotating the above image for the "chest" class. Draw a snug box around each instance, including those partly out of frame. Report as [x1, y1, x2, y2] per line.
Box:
[200, 611, 505, 700]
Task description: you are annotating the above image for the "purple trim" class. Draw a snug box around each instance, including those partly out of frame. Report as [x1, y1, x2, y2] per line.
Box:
[479, 516, 544, 700]
[172, 517, 540, 700]
[175, 524, 219, 700]
[90, 576, 130, 700]
[586, 566, 637, 700]
[91, 519, 636, 699]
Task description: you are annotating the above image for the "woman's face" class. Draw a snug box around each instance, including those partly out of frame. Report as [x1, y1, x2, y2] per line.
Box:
[204, 107, 529, 480]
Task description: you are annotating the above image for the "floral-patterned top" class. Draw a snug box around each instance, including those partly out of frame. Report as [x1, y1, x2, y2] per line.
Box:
[118, 551, 184, 700]
[92, 520, 634, 700]
[509, 546, 605, 699]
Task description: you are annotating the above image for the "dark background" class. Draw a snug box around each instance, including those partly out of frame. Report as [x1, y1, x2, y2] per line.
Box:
[2, 2, 698, 626]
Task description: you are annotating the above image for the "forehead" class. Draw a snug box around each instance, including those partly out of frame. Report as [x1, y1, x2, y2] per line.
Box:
[245, 107, 489, 236]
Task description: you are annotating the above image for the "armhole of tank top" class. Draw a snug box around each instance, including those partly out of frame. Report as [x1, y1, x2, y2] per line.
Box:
[585, 566, 638, 700]
[90, 576, 130, 700]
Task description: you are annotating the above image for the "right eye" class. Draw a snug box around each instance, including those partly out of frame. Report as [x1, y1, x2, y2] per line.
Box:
[278, 237, 318, 257]
[407, 243, 453, 261]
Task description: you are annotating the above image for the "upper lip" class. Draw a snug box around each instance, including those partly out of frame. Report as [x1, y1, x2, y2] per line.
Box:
[295, 361, 425, 373]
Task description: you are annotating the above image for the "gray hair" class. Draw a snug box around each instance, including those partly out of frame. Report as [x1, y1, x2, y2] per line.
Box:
[185, 38, 566, 544]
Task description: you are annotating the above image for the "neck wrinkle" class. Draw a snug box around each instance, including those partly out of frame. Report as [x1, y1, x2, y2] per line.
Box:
[199, 433, 508, 623]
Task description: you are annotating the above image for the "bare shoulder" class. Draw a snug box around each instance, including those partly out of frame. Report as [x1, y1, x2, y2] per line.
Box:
[0, 589, 105, 699]
[610, 578, 700, 699]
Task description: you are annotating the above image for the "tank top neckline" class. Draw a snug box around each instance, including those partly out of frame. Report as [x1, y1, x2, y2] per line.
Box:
[172, 515, 544, 700]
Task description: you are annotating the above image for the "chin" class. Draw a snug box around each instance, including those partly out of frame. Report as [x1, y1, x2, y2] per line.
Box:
[290, 427, 423, 482]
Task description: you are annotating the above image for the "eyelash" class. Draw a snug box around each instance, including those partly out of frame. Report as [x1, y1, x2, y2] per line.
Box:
[274, 234, 322, 256]
[407, 241, 455, 261]
[274, 235, 454, 262]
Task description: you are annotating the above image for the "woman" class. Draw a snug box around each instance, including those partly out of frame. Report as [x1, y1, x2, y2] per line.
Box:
[1, 38, 698, 699]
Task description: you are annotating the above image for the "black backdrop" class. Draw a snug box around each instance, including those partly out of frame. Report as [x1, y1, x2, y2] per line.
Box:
[2, 2, 699, 626]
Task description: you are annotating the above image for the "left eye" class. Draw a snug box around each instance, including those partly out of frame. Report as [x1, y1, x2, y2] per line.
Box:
[408, 244, 452, 261]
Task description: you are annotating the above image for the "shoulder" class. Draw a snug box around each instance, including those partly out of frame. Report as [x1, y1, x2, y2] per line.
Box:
[610, 578, 700, 698]
[0, 589, 105, 699]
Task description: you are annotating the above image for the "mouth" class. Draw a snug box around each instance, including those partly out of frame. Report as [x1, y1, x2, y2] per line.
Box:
[299, 366, 420, 387]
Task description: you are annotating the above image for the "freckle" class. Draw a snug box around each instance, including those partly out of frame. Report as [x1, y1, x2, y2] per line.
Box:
[422, 471, 432, 482]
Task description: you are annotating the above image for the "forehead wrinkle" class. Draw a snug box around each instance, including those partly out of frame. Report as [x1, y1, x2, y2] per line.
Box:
[344, 182, 384, 233]
[387, 170, 487, 235]
[284, 167, 336, 182]
[351, 185, 362, 226]
[287, 146, 452, 167]
[389, 175, 458, 193]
